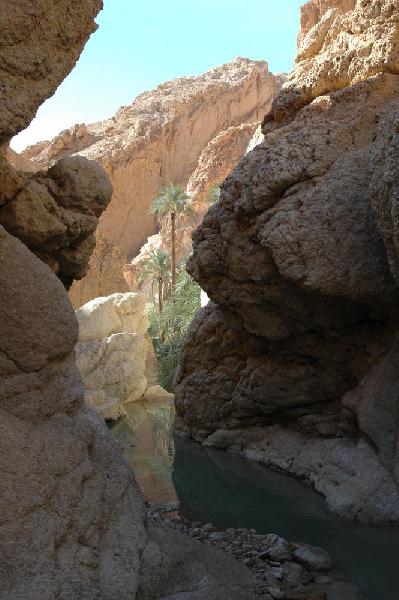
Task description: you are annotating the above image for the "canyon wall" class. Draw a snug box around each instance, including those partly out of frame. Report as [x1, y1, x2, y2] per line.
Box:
[23, 60, 282, 306]
[175, 0, 399, 524]
[0, 3, 262, 599]
[124, 121, 263, 291]
[0, 3, 148, 598]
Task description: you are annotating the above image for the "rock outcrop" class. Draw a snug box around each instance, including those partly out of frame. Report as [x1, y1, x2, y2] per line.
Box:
[75, 292, 149, 420]
[23, 59, 282, 304]
[0, 2, 266, 598]
[69, 231, 129, 308]
[0, 3, 148, 597]
[175, 0, 399, 524]
[0, 153, 112, 288]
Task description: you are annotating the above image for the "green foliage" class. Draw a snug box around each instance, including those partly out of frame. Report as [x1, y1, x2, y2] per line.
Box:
[139, 249, 171, 286]
[139, 249, 171, 299]
[150, 184, 194, 222]
[147, 270, 201, 392]
[206, 184, 221, 206]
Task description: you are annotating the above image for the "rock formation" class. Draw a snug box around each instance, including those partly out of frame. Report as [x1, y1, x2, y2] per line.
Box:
[69, 230, 129, 307]
[0, 2, 264, 598]
[0, 2, 147, 597]
[0, 153, 112, 288]
[175, 0, 399, 524]
[124, 121, 263, 291]
[75, 292, 149, 420]
[23, 59, 282, 305]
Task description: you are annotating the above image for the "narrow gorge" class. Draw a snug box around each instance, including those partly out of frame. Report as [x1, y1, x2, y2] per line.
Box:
[22, 57, 281, 308]
[1, 1, 399, 600]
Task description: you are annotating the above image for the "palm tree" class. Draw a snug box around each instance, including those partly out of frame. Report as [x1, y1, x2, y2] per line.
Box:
[139, 249, 171, 314]
[150, 185, 194, 289]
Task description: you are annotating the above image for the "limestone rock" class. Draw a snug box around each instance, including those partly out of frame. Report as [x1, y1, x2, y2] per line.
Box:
[23, 58, 281, 301]
[75, 293, 150, 419]
[292, 546, 332, 572]
[0, 1, 102, 144]
[69, 230, 129, 308]
[0, 226, 148, 599]
[76, 292, 149, 341]
[124, 121, 260, 291]
[6, 147, 38, 173]
[175, 0, 399, 523]
[0, 154, 112, 288]
[139, 525, 258, 600]
[266, 0, 399, 127]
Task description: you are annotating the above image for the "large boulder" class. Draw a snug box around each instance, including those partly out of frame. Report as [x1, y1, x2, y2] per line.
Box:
[0, 155, 112, 288]
[75, 293, 149, 420]
[175, 0, 399, 524]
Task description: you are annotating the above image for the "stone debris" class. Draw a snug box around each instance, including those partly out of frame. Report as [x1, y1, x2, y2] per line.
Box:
[147, 504, 356, 599]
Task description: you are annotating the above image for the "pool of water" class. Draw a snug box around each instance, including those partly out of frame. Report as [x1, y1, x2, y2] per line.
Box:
[109, 397, 399, 600]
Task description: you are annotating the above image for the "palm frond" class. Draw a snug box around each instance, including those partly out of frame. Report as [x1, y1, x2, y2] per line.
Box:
[149, 184, 193, 222]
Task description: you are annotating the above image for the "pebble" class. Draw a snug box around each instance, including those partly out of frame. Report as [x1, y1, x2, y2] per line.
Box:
[147, 504, 342, 598]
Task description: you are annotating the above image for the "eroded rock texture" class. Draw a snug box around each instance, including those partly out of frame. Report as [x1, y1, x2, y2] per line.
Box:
[0, 3, 264, 598]
[124, 121, 262, 291]
[75, 292, 149, 420]
[0, 3, 148, 596]
[23, 59, 281, 305]
[69, 230, 129, 308]
[175, 0, 399, 524]
[0, 154, 112, 287]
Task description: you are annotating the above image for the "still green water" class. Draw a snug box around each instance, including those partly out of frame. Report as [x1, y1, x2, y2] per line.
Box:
[109, 397, 399, 600]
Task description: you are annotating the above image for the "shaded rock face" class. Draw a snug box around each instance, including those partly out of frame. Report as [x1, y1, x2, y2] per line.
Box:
[0, 1, 102, 144]
[75, 293, 149, 420]
[0, 154, 112, 288]
[175, 0, 399, 523]
[0, 228, 148, 600]
[0, 3, 145, 598]
[23, 58, 281, 305]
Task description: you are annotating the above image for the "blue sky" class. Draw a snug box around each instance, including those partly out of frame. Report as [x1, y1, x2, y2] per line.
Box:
[12, 0, 304, 151]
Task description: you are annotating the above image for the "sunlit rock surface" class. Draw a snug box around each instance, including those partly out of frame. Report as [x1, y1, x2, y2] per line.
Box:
[23, 58, 282, 305]
[75, 293, 149, 420]
[175, 0, 399, 524]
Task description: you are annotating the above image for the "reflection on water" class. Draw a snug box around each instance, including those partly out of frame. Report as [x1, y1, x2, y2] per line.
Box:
[109, 398, 399, 600]
[109, 395, 176, 502]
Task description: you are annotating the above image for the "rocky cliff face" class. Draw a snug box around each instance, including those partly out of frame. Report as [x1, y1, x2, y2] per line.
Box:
[0, 3, 264, 598]
[69, 230, 129, 307]
[23, 59, 281, 306]
[175, 0, 399, 524]
[124, 121, 262, 291]
[0, 3, 147, 598]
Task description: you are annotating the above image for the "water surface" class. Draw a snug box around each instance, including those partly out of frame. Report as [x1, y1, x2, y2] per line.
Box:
[109, 398, 399, 600]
